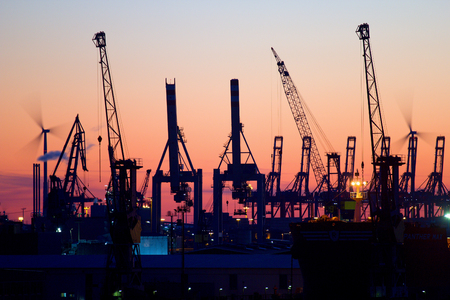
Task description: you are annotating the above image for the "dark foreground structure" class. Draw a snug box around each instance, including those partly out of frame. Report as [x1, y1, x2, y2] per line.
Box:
[0, 254, 301, 299]
[290, 219, 450, 300]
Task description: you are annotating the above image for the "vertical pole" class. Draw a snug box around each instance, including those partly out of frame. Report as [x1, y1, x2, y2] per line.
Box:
[33, 164, 36, 217]
[194, 169, 202, 234]
[170, 214, 174, 254]
[151, 172, 162, 234]
[257, 174, 265, 243]
[181, 209, 186, 299]
[213, 169, 223, 245]
[43, 131, 48, 217]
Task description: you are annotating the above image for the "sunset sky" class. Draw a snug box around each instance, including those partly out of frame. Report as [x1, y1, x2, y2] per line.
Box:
[1, 1, 449, 223]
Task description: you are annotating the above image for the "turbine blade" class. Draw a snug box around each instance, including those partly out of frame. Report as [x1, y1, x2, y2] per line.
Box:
[395, 90, 414, 133]
[392, 134, 409, 154]
[49, 121, 71, 140]
[21, 94, 44, 130]
[416, 131, 437, 147]
[16, 134, 42, 159]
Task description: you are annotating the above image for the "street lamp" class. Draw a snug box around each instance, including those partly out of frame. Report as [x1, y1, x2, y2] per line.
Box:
[167, 211, 174, 254]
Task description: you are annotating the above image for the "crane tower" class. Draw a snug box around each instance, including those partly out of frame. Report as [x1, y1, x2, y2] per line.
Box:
[93, 31, 143, 298]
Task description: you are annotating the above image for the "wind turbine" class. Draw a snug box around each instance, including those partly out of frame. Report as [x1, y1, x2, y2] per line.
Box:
[395, 95, 434, 218]
[21, 97, 65, 217]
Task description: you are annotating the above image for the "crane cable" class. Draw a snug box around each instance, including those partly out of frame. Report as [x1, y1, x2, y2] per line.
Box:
[360, 41, 365, 182]
[97, 54, 102, 183]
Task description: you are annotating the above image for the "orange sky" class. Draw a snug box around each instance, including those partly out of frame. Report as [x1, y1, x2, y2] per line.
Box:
[1, 1, 450, 223]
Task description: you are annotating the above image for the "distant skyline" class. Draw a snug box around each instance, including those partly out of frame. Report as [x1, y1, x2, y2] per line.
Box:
[1, 1, 449, 223]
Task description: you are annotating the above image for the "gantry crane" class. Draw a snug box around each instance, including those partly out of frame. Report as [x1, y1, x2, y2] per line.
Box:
[416, 136, 449, 218]
[213, 79, 265, 244]
[265, 136, 283, 218]
[152, 80, 202, 236]
[283, 136, 313, 219]
[341, 136, 356, 192]
[48, 115, 97, 225]
[93, 31, 143, 299]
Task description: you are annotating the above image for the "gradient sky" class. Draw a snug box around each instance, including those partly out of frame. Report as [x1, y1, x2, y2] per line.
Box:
[1, 1, 449, 223]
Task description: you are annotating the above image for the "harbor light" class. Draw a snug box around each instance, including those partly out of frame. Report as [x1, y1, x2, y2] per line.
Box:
[445, 214, 450, 219]
[18, 217, 23, 222]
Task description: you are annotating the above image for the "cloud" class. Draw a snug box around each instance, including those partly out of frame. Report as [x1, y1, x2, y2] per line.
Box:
[37, 151, 67, 162]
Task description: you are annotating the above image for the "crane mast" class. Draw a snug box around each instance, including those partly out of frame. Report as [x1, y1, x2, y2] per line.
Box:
[271, 48, 327, 187]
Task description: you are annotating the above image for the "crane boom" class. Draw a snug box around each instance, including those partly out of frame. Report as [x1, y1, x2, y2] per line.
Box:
[356, 24, 387, 163]
[271, 47, 326, 186]
[93, 31, 125, 164]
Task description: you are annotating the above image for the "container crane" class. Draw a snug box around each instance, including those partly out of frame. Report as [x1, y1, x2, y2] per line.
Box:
[265, 136, 283, 218]
[152, 80, 202, 235]
[341, 136, 356, 192]
[416, 136, 449, 218]
[213, 79, 265, 244]
[283, 136, 313, 219]
[93, 31, 143, 299]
